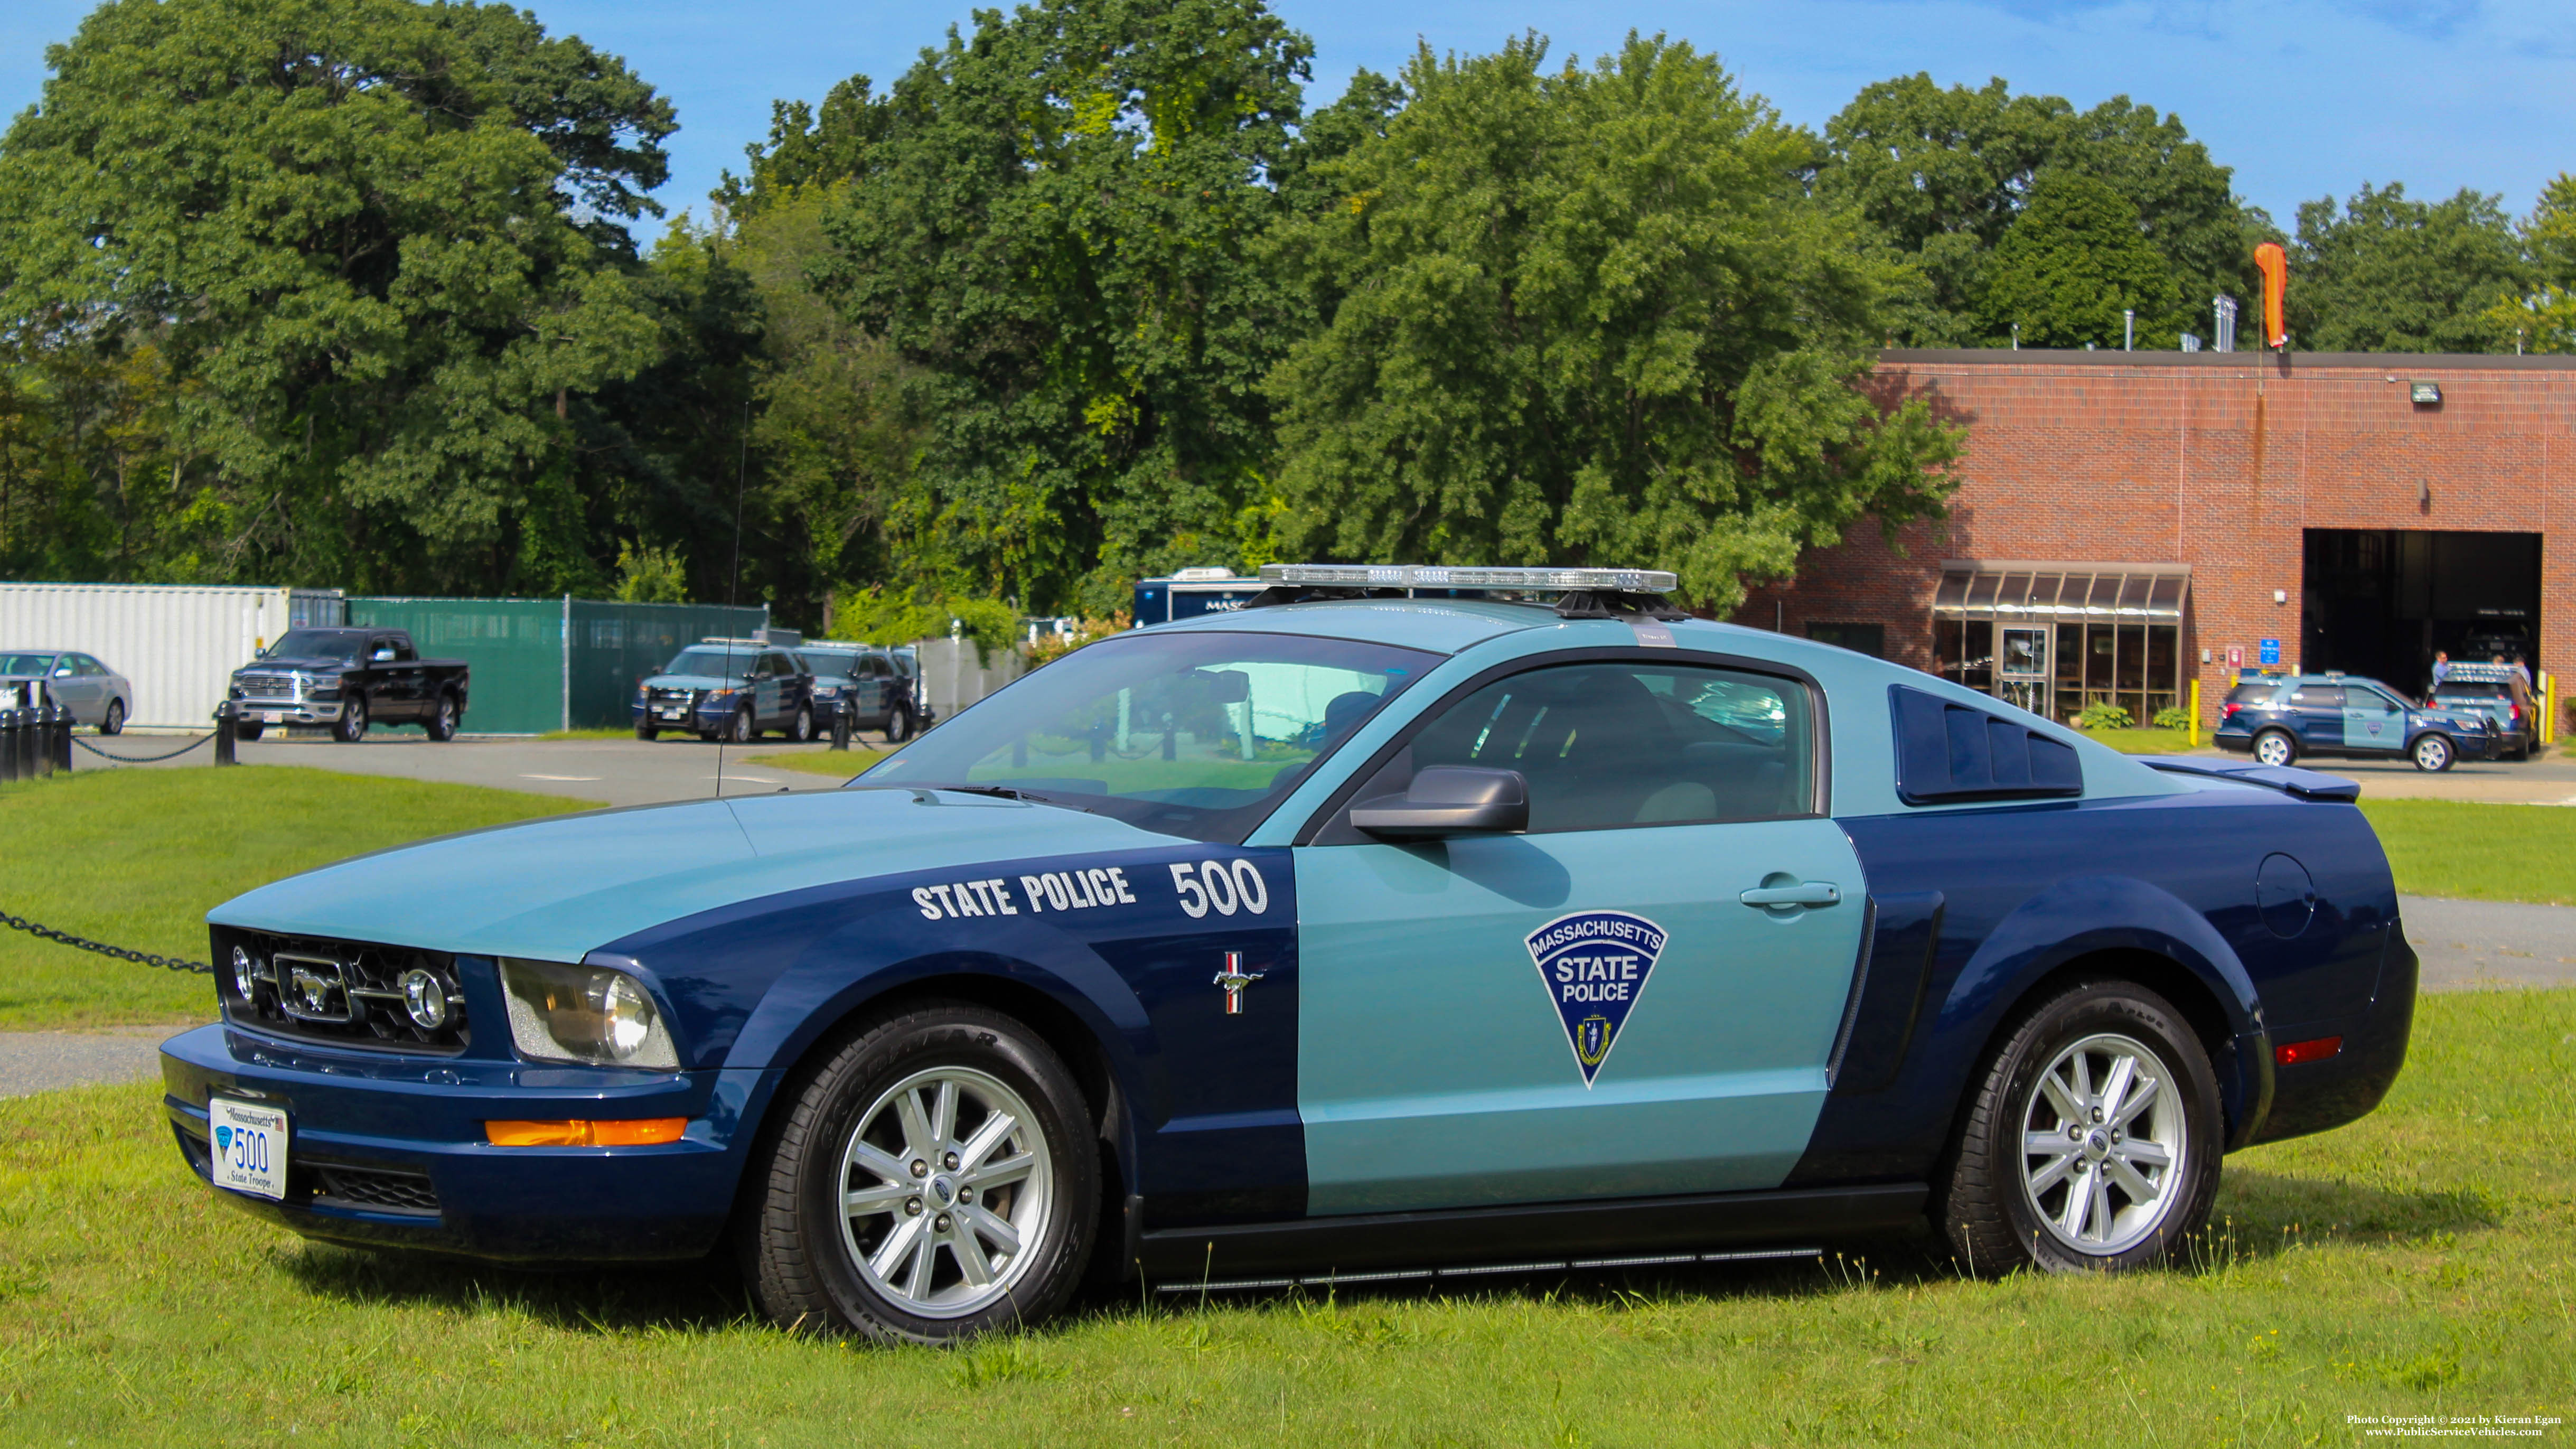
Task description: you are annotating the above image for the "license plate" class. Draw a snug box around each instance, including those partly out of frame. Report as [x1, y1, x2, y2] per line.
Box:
[261, 711, 283, 724]
[208, 1096, 289, 1200]
[658, 708, 683, 719]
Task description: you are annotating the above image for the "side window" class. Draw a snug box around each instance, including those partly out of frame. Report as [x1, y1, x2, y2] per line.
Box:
[2355, 688, 2404, 712]
[765, 652, 796, 678]
[1362, 661, 1816, 833]
[76, 656, 105, 676]
[2288, 686, 2345, 709]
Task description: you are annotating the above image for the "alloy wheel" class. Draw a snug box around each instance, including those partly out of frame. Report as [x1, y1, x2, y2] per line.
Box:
[2413, 734, 2452, 772]
[2017, 1032, 2186, 1256]
[835, 1067, 1053, 1319]
[2253, 731, 2293, 767]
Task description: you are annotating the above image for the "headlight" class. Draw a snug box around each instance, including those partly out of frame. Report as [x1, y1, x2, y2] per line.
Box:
[231, 946, 258, 1001]
[498, 959, 678, 1069]
[707, 688, 736, 701]
[813, 685, 840, 697]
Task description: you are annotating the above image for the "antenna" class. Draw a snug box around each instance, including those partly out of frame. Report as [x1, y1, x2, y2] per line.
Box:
[715, 398, 751, 799]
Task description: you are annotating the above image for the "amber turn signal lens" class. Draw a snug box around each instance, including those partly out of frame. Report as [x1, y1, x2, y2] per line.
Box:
[2273, 1036, 2343, 1067]
[484, 1118, 687, 1147]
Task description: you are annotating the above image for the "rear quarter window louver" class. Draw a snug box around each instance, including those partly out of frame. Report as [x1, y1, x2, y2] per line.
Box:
[1891, 685, 2084, 805]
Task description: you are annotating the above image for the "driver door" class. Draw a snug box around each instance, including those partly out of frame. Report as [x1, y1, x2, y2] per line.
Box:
[1291, 658, 1865, 1215]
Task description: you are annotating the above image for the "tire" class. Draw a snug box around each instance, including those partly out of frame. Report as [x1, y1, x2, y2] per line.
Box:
[729, 706, 755, 745]
[333, 696, 368, 744]
[635, 723, 659, 742]
[1933, 979, 2222, 1276]
[886, 706, 915, 745]
[234, 723, 264, 742]
[738, 1001, 1098, 1343]
[100, 699, 125, 736]
[425, 693, 459, 742]
[2412, 733, 2455, 772]
[2251, 729, 2297, 767]
[789, 705, 815, 743]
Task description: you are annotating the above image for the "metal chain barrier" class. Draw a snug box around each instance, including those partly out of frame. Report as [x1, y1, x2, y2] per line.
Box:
[0, 909, 212, 975]
[71, 732, 215, 764]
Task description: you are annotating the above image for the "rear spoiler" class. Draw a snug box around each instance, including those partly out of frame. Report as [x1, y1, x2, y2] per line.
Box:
[2135, 756, 2362, 802]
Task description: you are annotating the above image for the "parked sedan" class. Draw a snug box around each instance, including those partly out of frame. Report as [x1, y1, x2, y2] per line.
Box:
[2214, 672, 2496, 771]
[0, 649, 133, 733]
[165, 563, 2411, 1344]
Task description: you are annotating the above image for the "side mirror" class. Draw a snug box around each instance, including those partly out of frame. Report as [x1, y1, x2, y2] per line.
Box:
[1350, 766, 1529, 839]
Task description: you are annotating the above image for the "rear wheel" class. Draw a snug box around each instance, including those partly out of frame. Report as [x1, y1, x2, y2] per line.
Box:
[2412, 733, 2455, 772]
[100, 699, 125, 736]
[425, 693, 459, 742]
[1934, 979, 2221, 1276]
[2251, 729, 2296, 767]
[333, 696, 368, 744]
[739, 1002, 1097, 1343]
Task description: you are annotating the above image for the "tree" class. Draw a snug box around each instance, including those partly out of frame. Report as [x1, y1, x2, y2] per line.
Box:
[1265, 34, 1960, 613]
[2484, 173, 2576, 353]
[0, 0, 675, 591]
[1980, 173, 2179, 348]
[1817, 74, 2269, 345]
[2289, 182, 2525, 352]
[812, 0, 1316, 614]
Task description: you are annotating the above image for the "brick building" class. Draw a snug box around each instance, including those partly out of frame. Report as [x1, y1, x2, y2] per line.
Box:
[1736, 349, 2576, 725]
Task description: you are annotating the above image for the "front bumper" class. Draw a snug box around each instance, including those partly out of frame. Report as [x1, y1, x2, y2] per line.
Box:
[160, 1023, 773, 1264]
[234, 699, 344, 724]
[631, 699, 733, 732]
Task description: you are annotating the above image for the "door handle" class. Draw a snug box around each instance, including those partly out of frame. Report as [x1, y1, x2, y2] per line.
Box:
[1739, 882, 1841, 908]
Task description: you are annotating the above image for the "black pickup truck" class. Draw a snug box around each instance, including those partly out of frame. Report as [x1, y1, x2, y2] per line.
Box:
[228, 628, 471, 743]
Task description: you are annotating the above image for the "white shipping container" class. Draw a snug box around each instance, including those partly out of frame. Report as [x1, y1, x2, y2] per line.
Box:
[0, 583, 345, 730]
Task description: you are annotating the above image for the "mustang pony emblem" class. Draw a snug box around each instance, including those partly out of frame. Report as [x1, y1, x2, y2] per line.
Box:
[1213, 951, 1264, 1015]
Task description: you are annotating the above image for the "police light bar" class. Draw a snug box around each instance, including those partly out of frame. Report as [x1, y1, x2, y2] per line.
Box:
[1258, 564, 1679, 594]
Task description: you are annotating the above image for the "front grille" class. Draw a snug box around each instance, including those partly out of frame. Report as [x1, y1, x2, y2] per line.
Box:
[648, 687, 699, 707]
[223, 930, 471, 1053]
[236, 673, 299, 700]
[314, 1165, 441, 1216]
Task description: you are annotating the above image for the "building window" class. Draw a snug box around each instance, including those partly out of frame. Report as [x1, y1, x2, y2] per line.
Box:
[1931, 563, 2189, 725]
[1806, 622, 1885, 658]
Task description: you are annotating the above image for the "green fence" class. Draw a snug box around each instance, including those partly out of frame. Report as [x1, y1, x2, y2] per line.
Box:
[346, 597, 770, 734]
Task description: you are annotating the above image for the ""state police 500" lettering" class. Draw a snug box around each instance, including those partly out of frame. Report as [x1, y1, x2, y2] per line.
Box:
[912, 868, 1139, 920]
[1171, 859, 1269, 918]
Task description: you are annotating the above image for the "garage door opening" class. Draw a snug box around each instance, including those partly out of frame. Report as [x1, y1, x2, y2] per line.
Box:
[2301, 529, 2540, 696]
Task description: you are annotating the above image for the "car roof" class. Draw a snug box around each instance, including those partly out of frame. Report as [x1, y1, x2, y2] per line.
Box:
[1143, 597, 1561, 653]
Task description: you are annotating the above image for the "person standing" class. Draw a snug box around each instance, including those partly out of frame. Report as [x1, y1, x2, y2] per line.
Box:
[2430, 651, 2450, 689]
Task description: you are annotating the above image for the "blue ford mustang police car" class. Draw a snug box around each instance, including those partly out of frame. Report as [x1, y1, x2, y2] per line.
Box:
[164, 564, 2413, 1343]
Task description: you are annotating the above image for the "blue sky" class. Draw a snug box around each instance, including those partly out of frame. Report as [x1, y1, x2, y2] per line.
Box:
[5, 0, 2568, 231]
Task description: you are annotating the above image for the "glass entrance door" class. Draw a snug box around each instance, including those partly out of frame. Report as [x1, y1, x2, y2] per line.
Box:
[1997, 627, 2052, 717]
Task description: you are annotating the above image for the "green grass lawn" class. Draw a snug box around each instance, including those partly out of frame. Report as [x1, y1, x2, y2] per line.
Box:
[1, 987, 2565, 1445]
[0, 768, 582, 1030]
[2359, 798, 2576, 905]
[2077, 726, 2214, 754]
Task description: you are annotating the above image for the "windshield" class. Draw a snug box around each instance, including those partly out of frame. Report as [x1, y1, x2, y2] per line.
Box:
[802, 650, 863, 678]
[663, 647, 757, 678]
[0, 652, 59, 675]
[858, 630, 1439, 842]
[265, 630, 367, 663]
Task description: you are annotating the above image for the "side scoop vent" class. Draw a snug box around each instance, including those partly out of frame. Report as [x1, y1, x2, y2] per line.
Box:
[1890, 686, 2084, 805]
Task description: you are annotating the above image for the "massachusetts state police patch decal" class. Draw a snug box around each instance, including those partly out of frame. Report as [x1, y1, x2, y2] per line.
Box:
[1524, 910, 1669, 1086]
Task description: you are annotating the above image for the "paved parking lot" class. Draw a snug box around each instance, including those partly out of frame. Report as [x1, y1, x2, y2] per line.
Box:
[71, 731, 890, 808]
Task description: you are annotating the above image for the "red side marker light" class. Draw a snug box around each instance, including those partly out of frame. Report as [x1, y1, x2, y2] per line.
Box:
[2274, 1036, 2343, 1067]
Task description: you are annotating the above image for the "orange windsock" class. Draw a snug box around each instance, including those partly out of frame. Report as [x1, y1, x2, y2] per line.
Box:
[2253, 242, 2289, 350]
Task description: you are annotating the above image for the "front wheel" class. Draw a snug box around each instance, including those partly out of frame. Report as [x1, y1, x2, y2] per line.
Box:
[333, 696, 368, 744]
[635, 723, 659, 742]
[789, 704, 815, 743]
[1934, 979, 2222, 1276]
[2412, 733, 2455, 772]
[728, 706, 755, 745]
[885, 706, 915, 744]
[234, 722, 264, 742]
[2251, 729, 2297, 767]
[425, 693, 460, 742]
[739, 1002, 1098, 1343]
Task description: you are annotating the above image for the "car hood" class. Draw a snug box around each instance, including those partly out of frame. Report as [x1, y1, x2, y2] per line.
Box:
[207, 787, 1170, 962]
[643, 672, 745, 691]
[242, 655, 355, 672]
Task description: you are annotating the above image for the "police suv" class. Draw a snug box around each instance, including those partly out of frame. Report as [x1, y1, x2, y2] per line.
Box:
[165, 565, 2412, 1343]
